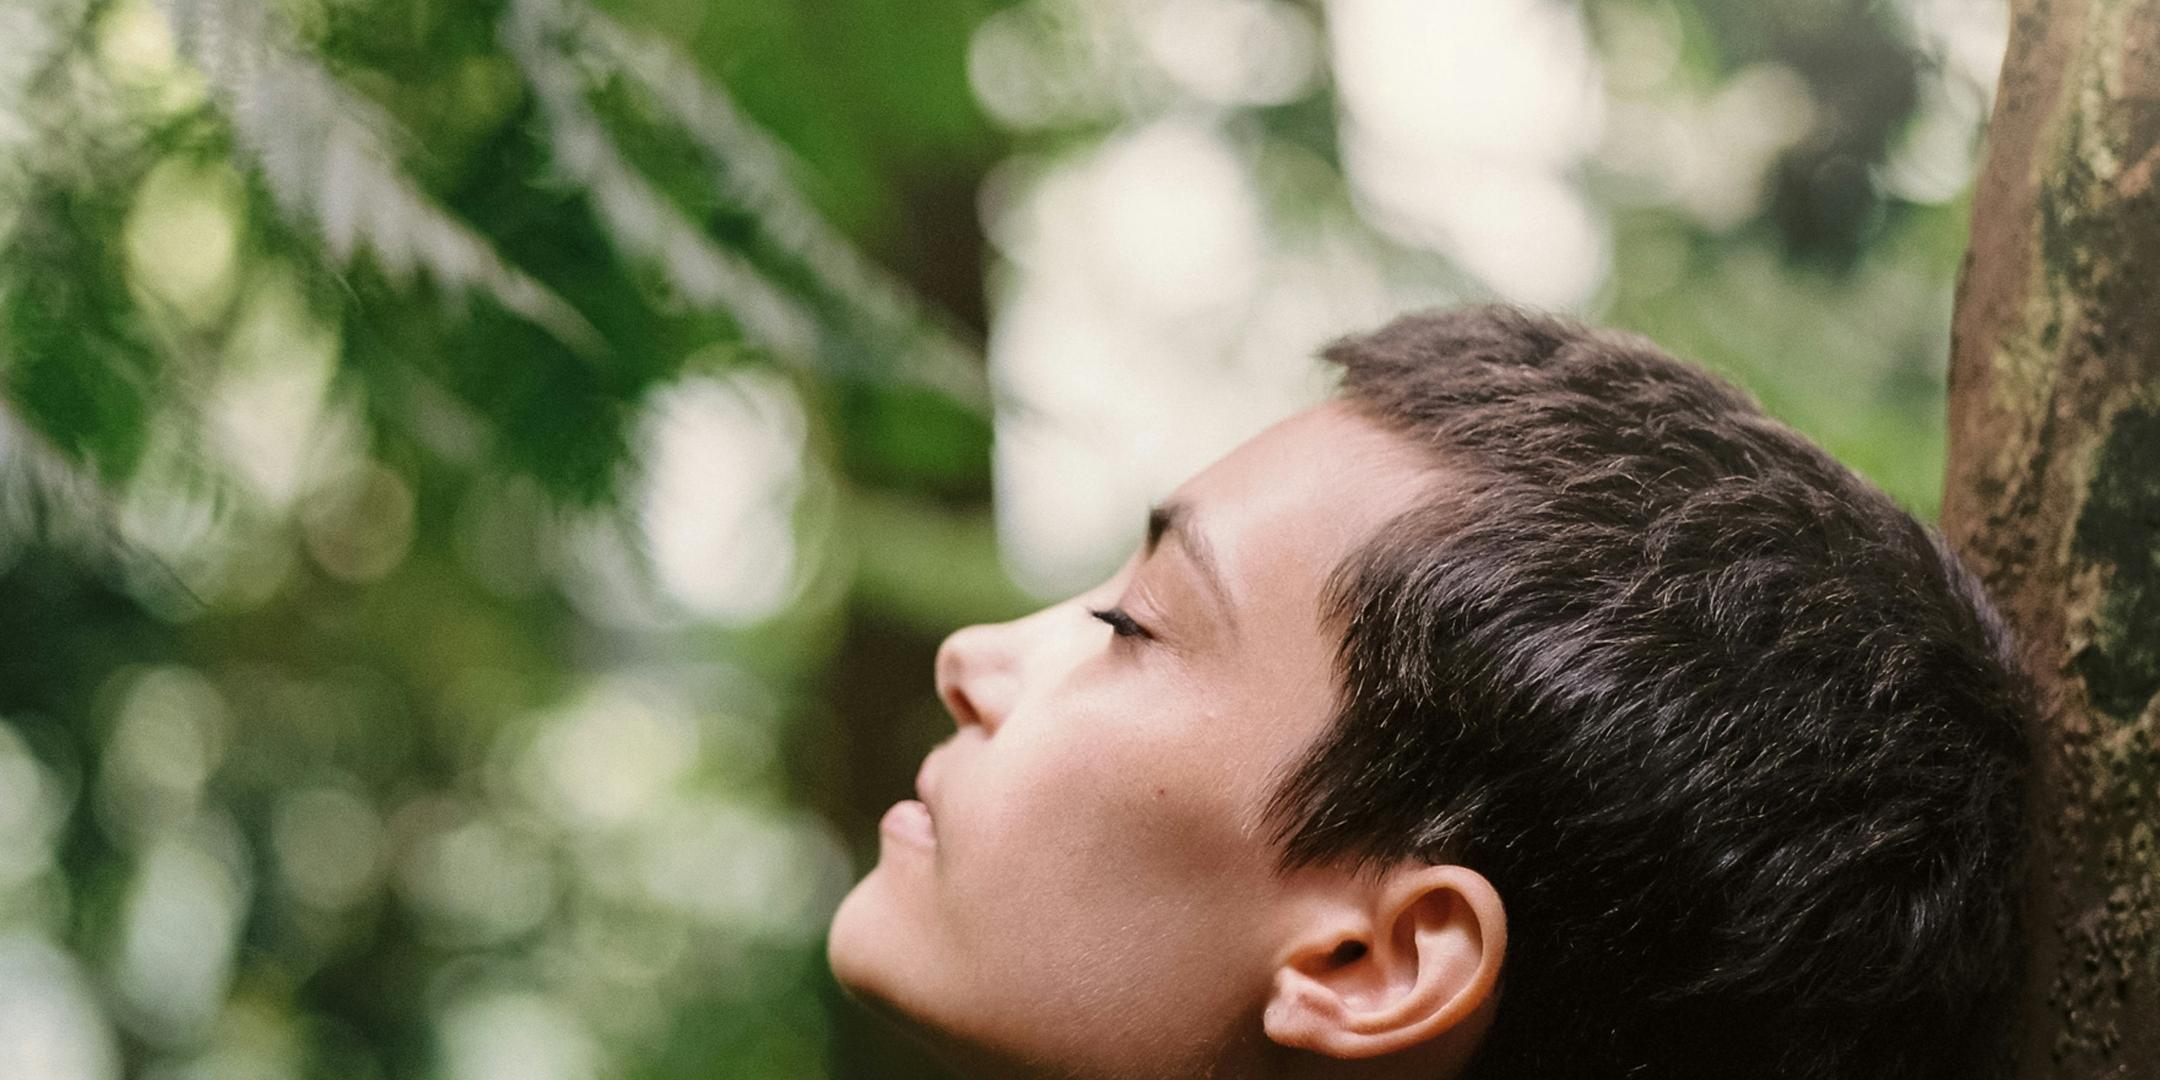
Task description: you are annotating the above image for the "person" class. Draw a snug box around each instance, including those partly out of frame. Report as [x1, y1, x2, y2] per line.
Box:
[825, 306, 2031, 1080]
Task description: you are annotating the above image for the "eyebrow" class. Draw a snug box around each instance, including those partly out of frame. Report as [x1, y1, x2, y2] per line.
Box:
[1145, 499, 1237, 636]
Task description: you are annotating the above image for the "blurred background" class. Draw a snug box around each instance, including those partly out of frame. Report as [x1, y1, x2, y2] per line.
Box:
[0, 0, 2006, 1076]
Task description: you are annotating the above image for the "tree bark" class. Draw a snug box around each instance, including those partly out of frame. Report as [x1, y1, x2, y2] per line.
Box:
[1945, 0, 2160, 1076]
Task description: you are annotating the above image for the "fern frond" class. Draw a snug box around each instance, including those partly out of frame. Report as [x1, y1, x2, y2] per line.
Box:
[505, 0, 819, 359]
[154, 0, 605, 357]
[0, 395, 108, 554]
[507, 0, 987, 409]
[577, 10, 988, 409]
[0, 395, 209, 616]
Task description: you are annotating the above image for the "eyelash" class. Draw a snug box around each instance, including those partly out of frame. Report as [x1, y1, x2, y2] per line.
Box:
[1089, 607, 1152, 641]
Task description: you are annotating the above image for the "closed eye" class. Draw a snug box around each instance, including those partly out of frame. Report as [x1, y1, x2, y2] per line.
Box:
[1089, 607, 1153, 641]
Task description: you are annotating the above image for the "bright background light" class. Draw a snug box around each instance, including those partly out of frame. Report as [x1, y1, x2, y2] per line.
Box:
[976, 0, 2003, 593]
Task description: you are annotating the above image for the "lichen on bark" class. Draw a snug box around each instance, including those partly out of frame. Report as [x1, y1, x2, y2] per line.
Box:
[2069, 405, 2160, 727]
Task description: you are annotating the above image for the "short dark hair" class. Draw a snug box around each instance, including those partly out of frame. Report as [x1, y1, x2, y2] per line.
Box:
[1265, 307, 2030, 1080]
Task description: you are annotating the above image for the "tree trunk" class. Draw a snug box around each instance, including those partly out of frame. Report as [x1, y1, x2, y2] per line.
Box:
[1944, 0, 2160, 1076]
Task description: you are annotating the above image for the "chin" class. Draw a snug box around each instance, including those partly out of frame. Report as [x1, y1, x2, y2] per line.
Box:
[826, 882, 1023, 1076]
[828, 874, 935, 1024]
[825, 876, 890, 998]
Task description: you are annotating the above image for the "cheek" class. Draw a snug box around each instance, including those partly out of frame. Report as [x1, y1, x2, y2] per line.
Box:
[961, 709, 1267, 915]
[927, 729, 1264, 1031]
[848, 678, 1316, 1070]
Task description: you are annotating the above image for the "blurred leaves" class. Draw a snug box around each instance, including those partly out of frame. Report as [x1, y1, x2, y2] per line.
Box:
[0, 0, 1007, 1077]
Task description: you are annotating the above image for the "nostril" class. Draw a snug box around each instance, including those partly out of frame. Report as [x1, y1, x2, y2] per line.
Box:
[941, 679, 985, 731]
[935, 622, 1018, 734]
[934, 627, 990, 731]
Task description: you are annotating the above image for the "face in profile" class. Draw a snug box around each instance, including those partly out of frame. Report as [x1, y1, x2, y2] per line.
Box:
[827, 402, 1505, 1080]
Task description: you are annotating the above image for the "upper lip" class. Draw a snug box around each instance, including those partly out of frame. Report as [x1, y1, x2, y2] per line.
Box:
[914, 748, 947, 819]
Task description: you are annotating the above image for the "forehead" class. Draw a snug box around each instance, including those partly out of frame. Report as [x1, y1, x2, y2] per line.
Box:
[1172, 402, 1433, 625]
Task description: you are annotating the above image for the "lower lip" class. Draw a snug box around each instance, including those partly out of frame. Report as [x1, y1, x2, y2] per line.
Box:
[879, 799, 936, 849]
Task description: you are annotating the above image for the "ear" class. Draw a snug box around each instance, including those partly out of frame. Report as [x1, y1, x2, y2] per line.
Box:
[1262, 863, 1506, 1062]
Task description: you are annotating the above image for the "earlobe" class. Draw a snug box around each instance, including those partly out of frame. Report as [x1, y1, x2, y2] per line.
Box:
[1263, 864, 1506, 1064]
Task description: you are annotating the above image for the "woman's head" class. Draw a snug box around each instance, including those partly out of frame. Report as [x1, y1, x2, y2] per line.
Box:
[829, 306, 2030, 1080]
[827, 398, 1499, 1078]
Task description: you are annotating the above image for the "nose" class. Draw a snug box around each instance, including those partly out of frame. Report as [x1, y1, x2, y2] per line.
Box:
[934, 621, 1019, 734]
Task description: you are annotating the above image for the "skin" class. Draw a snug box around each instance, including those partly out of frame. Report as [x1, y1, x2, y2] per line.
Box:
[827, 401, 1507, 1080]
